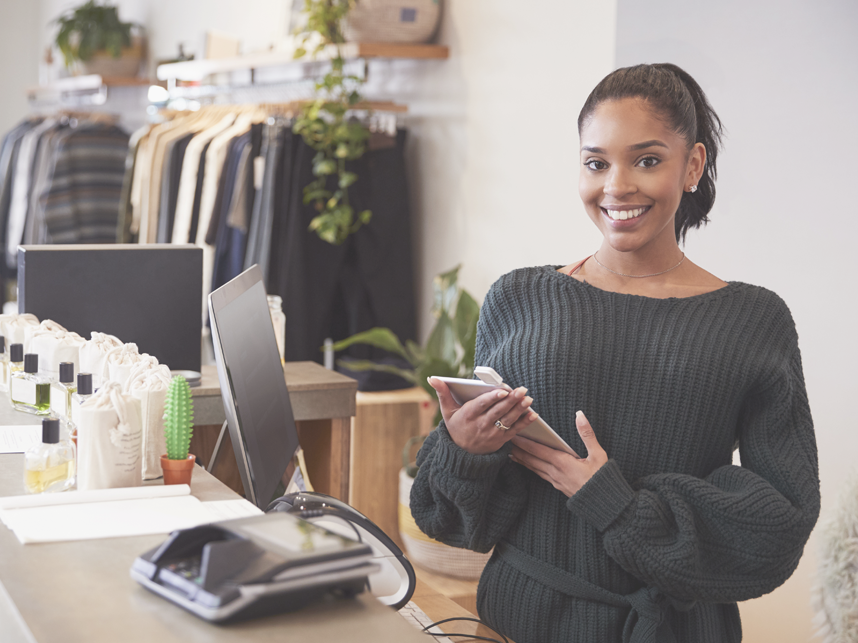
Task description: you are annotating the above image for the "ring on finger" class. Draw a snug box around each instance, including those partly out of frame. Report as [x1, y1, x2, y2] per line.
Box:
[495, 420, 511, 431]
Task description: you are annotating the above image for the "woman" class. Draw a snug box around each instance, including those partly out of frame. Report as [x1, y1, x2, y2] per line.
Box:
[412, 63, 820, 643]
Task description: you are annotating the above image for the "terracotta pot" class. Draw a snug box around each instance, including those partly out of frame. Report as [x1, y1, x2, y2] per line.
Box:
[160, 454, 196, 486]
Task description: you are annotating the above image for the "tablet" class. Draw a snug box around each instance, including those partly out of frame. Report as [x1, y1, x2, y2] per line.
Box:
[433, 376, 577, 456]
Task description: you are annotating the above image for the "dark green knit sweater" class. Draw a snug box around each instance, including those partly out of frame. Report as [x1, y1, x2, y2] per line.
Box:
[411, 266, 820, 643]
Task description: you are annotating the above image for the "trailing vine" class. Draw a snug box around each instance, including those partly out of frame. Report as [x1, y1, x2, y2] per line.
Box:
[293, 0, 372, 245]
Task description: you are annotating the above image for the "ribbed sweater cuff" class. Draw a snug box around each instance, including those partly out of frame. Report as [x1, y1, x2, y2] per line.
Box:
[433, 425, 512, 480]
[566, 460, 636, 532]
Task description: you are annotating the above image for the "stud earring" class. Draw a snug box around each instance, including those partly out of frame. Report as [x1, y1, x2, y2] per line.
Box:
[689, 185, 698, 193]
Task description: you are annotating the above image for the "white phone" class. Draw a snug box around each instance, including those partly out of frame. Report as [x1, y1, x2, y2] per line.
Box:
[433, 367, 577, 456]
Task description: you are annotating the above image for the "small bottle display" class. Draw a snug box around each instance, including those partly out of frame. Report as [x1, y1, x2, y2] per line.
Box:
[50, 362, 77, 423]
[0, 336, 8, 392]
[24, 417, 75, 494]
[9, 343, 24, 378]
[69, 372, 93, 445]
[10, 354, 51, 415]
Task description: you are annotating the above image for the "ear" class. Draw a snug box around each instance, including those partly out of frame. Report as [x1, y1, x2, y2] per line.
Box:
[686, 142, 706, 189]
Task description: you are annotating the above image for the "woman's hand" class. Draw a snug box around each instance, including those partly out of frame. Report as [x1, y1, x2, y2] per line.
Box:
[509, 411, 608, 496]
[428, 377, 539, 455]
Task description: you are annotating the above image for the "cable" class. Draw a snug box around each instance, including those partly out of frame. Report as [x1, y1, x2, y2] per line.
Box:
[421, 616, 509, 643]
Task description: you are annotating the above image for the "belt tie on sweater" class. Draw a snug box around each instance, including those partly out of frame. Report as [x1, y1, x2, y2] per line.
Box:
[496, 541, 693, 643]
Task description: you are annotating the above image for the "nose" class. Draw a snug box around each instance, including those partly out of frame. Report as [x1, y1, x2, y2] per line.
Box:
[603, 166, 636, 198]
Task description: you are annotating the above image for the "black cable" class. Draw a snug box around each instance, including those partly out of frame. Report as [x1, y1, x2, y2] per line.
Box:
[421, 616, 509, 643]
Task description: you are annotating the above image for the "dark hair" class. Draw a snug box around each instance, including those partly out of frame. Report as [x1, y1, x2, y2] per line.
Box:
[577, 63, 724, 242]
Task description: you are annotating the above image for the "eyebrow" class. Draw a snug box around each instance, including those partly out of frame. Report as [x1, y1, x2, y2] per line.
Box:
[581, 140, 669, 153]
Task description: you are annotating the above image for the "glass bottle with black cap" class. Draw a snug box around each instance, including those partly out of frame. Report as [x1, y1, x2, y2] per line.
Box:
[24, 417, 75, 493]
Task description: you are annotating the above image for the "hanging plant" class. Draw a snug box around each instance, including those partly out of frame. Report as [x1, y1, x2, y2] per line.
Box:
[292, 0, 372, 246]
[53, 1, 135, 68]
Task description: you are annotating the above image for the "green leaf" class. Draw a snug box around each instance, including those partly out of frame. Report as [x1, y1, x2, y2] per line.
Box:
[338, 171, 357, 188]
[335, 359, 418, 385]
[432, 265, 461, 319]
[328, 327, 409, 360]
[293, 47, 307, 59]
[404, 339, 425, 365]
[454, 289, 479, 351]
[425, 313, 456, 364]
[358, 209, 371, 224]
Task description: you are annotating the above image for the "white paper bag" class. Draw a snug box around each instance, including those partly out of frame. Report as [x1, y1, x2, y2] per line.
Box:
[77, 381, 143, 491]
[28, 328, 86, 377]
[0, 313, 39, 350]
[125, 363, 173, 480]
[79, 332, 123, 388]
[23, 319, 66, 353]
[103, 344, 159, 390]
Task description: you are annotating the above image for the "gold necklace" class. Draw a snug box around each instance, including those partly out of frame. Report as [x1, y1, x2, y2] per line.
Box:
[592, 252, 686, 278]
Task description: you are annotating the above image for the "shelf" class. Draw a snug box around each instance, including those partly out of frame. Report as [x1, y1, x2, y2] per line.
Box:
[26, 75, 160, 105]
[157, 42, 449, 82]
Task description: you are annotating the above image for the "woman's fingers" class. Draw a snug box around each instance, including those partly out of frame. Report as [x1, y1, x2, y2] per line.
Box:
[575, 410, 605, 460]
[426, 377, 467, 425]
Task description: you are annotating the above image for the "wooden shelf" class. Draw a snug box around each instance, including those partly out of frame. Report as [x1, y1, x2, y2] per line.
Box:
[157, 42, 449, 82]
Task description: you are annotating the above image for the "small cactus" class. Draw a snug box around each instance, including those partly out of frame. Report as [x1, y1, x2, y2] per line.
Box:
[164, 376, 194, 460]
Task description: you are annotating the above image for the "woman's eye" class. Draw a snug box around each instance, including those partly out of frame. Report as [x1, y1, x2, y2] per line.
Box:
[584, 159, 606, 171]
[638, 156, 660, 168]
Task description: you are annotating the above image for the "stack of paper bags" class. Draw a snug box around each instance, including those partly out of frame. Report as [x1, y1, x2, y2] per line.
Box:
[77, 381, 143, 491]
[125, 362, 173, 480]
[102, 343, 159, 391]
[0, 313, 39, 350]
[29, 325, 86, 378]
[79, 332, 123, 389]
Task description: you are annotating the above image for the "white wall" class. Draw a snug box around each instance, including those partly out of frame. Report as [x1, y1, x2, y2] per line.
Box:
[0, 0, 41, 136]
[615, 1, 858, 640]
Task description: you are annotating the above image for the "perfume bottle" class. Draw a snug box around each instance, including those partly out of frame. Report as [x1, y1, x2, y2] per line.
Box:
[0, 336, 8, 392]
[24, 417, 75, 494]
[10, 354, 51, 415]
[70, 372, 93, 444]
[9, 343, 24, 379]
[50, 362, 76, 424]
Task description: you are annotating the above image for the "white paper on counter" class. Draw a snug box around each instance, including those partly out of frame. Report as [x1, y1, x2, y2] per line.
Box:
[0, 484, 190, 511]
[0, 426, 42, 454]
[0, 496, 262, 544]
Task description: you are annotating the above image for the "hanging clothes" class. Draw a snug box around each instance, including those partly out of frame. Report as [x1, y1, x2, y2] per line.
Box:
[118, 105, 416, 388]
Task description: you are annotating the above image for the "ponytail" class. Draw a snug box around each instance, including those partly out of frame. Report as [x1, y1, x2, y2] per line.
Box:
[578, 63, 724, 242]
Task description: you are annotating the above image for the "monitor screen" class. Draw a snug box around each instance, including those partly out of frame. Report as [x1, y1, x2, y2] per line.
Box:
[18, 244, 202, 371]
[208, 265, 299, 508]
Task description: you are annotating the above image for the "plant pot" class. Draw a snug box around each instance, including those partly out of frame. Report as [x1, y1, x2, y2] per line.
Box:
[160, 454, 196, 486]
[345, 0, 442, 44]
[398, 467, 492, 580]
[80, 36, 144, 78]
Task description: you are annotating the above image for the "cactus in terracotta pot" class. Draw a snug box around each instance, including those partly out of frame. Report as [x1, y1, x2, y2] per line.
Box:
[161, 375, 195, 484]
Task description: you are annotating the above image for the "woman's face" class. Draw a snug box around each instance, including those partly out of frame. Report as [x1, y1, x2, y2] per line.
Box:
[578, 97, 704, 254]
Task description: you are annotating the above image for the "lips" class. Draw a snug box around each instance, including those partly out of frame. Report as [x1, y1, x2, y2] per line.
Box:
[601, 206, 650, 221]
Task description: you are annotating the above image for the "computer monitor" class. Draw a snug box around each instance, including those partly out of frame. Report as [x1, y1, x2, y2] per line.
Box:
[208, 265, 299, 508]
[18, 244, 202, 371]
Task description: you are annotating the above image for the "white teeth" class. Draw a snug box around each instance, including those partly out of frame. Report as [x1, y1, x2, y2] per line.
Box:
[606, 207, 646, 220]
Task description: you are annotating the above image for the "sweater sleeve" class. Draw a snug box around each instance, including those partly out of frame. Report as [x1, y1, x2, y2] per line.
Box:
[409, 276, 529, 552]
[409, 423, 528, 552]
[566, 342, 820, 603]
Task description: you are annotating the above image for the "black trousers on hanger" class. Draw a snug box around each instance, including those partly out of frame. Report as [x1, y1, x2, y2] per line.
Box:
[268, 129, 416, 382]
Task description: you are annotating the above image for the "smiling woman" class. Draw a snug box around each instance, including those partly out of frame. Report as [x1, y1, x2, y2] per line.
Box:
[413, 63, 820, 643]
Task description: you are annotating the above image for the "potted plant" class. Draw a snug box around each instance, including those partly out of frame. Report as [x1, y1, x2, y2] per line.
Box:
[53, 1, 143, 77]
[160, 375, 195, 485]
[330, 264, 479, 425]
[292, 0, 372, 245]
[331, 265, 492, 579]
